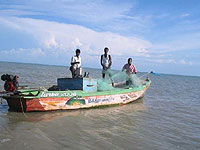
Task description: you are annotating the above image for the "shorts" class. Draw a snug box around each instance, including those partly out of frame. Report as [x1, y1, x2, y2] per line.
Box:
[102, 68, 110, 74]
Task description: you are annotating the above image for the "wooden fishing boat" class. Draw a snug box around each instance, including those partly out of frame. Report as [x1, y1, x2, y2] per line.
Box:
[0, 77, 150, 112]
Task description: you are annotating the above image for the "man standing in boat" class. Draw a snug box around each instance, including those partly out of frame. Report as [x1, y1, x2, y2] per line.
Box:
[70, 49, 82, 78]
[100, 47, 112, 78]
[122, 58, 137, 85]
[100, 47, 114, 86]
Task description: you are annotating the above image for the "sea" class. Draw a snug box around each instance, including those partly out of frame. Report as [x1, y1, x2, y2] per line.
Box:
[0, 61, 200, 150]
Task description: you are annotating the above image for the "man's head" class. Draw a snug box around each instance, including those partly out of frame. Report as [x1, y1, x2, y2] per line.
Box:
[76, 49, 81, 56]
[104, 47, 109, 54]
[128, 58, 132, 65]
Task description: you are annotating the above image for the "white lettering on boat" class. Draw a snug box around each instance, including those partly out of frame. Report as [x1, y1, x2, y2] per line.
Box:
[60, 93, 76, 97]
[40, 92, 76, 98]
[88, 97, 114, 103]
[41, 92, 59, 97]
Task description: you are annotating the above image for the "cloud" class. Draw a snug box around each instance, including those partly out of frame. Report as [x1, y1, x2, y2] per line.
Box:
[0, 48, 46, 63]
[151, 32, 200, 53]
[1, 0, 200, 76]
[1, 15, 198, 68]
[179, 60, 193, 66]
[142, 57, 195, 66]
[44, 34, 59, 49]
[0, 0, 151, 35]
[1, 48, 46, 57]
[71, 38, 83, 49]
[0, 0, 133, 23]
[0, 16, 151, 66]
[181, 13, 190, 18]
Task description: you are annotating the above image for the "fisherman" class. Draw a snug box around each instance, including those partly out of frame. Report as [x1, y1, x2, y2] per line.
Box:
[122, 58, 137, 85]
[70, 49, 82, 78]
[100, 47, 114, 86]
[100, 47, 112, 78]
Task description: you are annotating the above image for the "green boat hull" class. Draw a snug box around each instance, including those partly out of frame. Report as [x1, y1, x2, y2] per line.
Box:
[3, 81, 151, 112]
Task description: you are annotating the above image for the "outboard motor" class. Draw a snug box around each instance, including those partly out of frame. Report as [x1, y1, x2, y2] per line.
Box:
[1, 74, 19, 92]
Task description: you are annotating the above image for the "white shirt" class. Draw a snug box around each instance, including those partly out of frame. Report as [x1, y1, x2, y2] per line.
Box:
[71, 55, 81, 69]
[102, 54, 110, 68]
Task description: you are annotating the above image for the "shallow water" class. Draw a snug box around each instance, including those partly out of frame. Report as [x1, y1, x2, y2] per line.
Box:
[0, 62, 200, 150]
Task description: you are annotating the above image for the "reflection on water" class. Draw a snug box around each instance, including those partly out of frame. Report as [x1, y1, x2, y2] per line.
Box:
[25, 99, 146, 123]
[2, 98, 146, 123]
[0, 100, 147, 150]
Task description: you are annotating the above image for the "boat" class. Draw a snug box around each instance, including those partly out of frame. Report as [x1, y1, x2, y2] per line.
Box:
[0, 75, 150, 112]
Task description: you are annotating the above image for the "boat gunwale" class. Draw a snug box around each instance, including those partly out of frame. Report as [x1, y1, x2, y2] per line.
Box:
[5, 81, 151, 99]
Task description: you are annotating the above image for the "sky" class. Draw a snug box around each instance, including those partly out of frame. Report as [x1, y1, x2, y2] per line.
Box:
[0, 0, 200, 76]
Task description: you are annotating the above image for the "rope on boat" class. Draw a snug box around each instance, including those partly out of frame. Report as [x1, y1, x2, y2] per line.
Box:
[139, 71, 161, 79]
[20, 97, 27, 118]
[139, 72, 151, 79]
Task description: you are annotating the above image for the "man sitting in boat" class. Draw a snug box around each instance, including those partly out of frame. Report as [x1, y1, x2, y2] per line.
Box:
[70, 49, 82, 78]
[122, 58, 137, 85]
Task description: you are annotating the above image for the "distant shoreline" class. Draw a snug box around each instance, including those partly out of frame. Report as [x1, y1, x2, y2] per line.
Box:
[0, 60, 199, 78]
